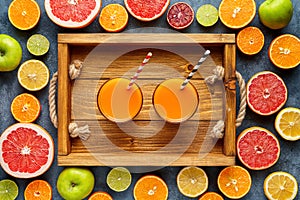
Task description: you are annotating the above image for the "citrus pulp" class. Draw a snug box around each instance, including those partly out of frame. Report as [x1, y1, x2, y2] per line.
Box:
[27, 34, 50, 56]
[44, 0, 101, 28]
[124, 0, 170, 21]
[176, 166, 208, 198]
[264, 171, 298, 200]
[217, 166, 251, 199]
[275, 107, 300, 141]
[196, 4, 219, 27]
[106, 167, 132, 192]
[0, 123, 54, 178]
[8, 0, 40, 30]
[246, 71, 287, 115]
[0, 179, 18, 200]
[237, 126, 280, 170]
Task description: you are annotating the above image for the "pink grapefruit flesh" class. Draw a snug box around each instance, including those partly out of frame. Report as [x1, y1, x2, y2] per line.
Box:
[167, 2, 194, 30]
[124, 0, 170, 21]
[246, 71, 287, 116]
[237, 127, 280, 170]
[0, 123, 54, 178]
[44, 0, 101, 28]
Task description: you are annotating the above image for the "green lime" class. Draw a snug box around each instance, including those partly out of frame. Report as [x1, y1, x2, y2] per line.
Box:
[196, 4, 219, 27]
[106, 167, 132, 192]
[26, 34, 50, 56]
[0, 179, 18, 200]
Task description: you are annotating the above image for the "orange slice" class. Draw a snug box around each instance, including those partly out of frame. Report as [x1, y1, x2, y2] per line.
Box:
[24, 180, 52, 200]
[237, 26, 264, 55]
[11, 93, 41, 123]
[268, 34, 300, 69]
[99, 4, 128, 32]
[88, 191, 113, 200]
[8, 0, 41, 30]
[217, 166, 252, 199]
[133, 175, 168, 200]
[199, 192, 224, 200]
[219, 0, 256, 29]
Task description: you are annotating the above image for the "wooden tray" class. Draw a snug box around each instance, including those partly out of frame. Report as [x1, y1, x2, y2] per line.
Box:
[57, 33, 236, 166]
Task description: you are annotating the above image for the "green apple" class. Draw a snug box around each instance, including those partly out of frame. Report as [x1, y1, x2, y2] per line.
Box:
[0, 34, 22, 72]
[259, 0, 293, 29]
[57, 167, 95, 200]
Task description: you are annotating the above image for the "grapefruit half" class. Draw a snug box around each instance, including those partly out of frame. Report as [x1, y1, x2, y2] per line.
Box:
[0, 123, 54, 178]
[246, 71, 287, 116]
[124, 0, 170, 21]
[237, 127, 280, 170]
[44, 0, 101, 28]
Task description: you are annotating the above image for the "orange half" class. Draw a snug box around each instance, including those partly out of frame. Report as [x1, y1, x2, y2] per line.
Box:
[219, 0, 256, 29]
[217, 166, 252, 199]
[269, 34, 300, 69]
[99, 4, 128, 32]
[8, 0, 41, 30]
[24, 180, 52, 200]
[237, 26, 264, 55]
[11, 93, 41, 123]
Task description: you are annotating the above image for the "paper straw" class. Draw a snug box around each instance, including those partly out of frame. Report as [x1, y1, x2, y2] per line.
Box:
[127, 52, 152, 90]
[180, 50, 210, 90]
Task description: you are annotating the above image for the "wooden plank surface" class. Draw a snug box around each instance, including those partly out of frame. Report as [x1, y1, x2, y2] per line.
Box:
[58, 33, 235, 45]
[57, 33, 236, 166]
[57, 43, 71, 156]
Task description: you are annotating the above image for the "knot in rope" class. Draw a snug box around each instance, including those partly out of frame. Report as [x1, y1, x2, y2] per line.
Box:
[210, 120, 225, 138]
[69, 123, 91, 141]
[204, 65, 224, 85]
[69, 59, 83, 80]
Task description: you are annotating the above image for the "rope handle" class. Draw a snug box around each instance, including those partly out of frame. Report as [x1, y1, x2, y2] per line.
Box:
[204, 65, 246, 138]
[48, 60, 91, 140]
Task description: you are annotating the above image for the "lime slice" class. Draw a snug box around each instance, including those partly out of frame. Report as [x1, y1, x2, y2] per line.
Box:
[196, 4, 219, 27]
[0, 179, 18, 200]
[27, 34, 50, 56]
[106, 167, 132, 192]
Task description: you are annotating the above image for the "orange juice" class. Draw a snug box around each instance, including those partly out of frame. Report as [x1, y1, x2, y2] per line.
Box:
[153, 78, 199, 123]
[97, 78, 143, 122]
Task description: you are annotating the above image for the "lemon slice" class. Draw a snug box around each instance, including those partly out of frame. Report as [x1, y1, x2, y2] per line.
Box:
[0, 179, 19, 200]
[275, 107, 300, 141]
[196, 4, 219, 27]
[17, 59, 50, 91]
[264, 171, 298, 200]
[106, 167, 132, 192]
[27, 34, 50, 56]
[177, 166, 208, 198]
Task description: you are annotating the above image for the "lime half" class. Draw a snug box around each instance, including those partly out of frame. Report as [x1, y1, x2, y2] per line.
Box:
[106, 167, 132, 192]
[27, 34, 50, 56]
[196, 4, 219, 27]
[0, 179, 18, 200]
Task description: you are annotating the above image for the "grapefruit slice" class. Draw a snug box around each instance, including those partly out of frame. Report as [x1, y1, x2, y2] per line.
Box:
[237, 127, 280, 170]
[0, 123, 54, 178]
[167, 2, 194, 30]
[246, 71, 287, 116]
[44, 0, 101, 28]
[124, 0, 170, 21]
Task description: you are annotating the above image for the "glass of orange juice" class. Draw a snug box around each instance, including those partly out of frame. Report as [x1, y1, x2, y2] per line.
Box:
[152, 78, 199, 123]
[97, 77, 143, 123]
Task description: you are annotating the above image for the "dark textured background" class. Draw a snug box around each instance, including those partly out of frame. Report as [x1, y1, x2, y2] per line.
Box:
[0, 0, 299, 199]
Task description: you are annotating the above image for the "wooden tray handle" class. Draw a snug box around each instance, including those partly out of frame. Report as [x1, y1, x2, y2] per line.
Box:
[48, 60, 91, 141]
[205, 65, 246, 138]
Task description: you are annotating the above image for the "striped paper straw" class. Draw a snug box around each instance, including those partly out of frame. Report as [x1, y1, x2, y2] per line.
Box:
[127, 52, 152, 90]
[180, 50, 210, 90]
